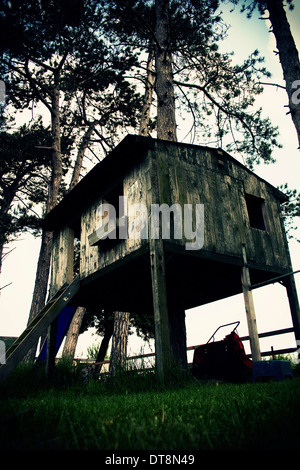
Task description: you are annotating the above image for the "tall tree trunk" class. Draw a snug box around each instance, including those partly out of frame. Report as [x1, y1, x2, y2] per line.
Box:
[48, 86, 63, 210]
[25, 86, 62, 362]
[95, 316, 114, 373]
[139, 43, 156, 136]
[69, 123, 97, 191]
[155, 0, 177, 141]
[265, 0, 300, 148]
[103, 60, 158, 371]
[168, 303, 187, 369]
[0, 241, 6, 276]
[0, 245, 4, 277]
[155, 0, 188, 373]
[0, 190, 15, 276]
[109, 311, 130, 376]
[62, 306, 86, 359]
[60, 124, 98, 356]
[24, 230, 53, 362]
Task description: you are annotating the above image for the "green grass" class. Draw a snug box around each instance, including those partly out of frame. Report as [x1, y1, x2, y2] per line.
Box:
[1, 361, 300, 450]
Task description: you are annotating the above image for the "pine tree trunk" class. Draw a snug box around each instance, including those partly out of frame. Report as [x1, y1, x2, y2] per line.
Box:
[104, 42, 155, 379]
[60, 124, 98, 357]
[266, 0, 300, 148]
[139, 44, 156, 136]
[24, 229, 53, 362]
[0, 243, 3, 276]
[62, 306, 86, 359]
[25, 86, 62, 362]
[168, 305, 187, 369]
[155, 0, 177, 141]
[69, 123, 97, 191]
[109, 312, 130, 376]
[0, 188, 19, 275]
[48, 86, 62, 210]
[95, 318, 114, 373]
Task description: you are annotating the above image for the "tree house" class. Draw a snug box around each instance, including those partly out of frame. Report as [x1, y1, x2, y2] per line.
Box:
[39, 135, 300, 379]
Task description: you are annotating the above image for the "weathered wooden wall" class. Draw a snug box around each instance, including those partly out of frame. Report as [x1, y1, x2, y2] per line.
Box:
[78, 139, 290, 284]
[80, 156, 150, 280]
[152, 141, 290, 272]
[50, 225, 74, 295]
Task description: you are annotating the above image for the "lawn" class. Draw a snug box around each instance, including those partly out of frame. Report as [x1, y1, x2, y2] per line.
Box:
[0, 362, 300, 451]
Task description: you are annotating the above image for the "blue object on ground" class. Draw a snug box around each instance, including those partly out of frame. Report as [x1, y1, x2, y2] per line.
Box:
[252, 360, 293, 382]
[36, 306, 75, 362]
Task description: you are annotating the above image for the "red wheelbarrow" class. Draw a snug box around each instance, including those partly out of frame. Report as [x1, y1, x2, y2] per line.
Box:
[192, 322, 253, 382]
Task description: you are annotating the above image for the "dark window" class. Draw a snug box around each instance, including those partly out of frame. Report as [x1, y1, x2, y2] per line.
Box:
[103, 181, 124, 218]
[101, 181, 124, 243]
[245, 193, 266, 231]
[89, 182, 125, 247]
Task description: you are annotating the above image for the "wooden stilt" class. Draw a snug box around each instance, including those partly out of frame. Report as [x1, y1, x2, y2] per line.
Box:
[149, 236, 172, 382]
[148, 150, 172, 382]
[284, 274, 300, 357]
[46, 225, 75, 381]
[169, 301, 187, 369]
[45, 319, 57, 383]
[50, 225, 74, 296]
[241, 243, 261, 361]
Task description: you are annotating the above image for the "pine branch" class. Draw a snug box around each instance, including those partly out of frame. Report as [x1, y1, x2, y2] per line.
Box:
[257, 81, 286, 90]
[24, 59, 53, 113]
[174, 79, 258, 152]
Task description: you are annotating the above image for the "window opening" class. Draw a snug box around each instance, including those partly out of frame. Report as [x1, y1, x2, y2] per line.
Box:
[245, 193, 267, 231]
[90, 181, 125, 245]
[102, 181, 124, 227]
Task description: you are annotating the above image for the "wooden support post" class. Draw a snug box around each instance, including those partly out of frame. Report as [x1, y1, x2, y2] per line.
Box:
[241, 243, 261, 361]
[50, 225, 74, 296]
[149, 237, 172, 382]
[169, 304, 187, 369]
[284, 274, 300, 356]
[148, 151, 172, 382]
[46, 225, 75, 381]
[45, 319, 57, 383]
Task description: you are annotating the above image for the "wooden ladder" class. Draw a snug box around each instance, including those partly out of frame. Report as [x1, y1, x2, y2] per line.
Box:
[0, 276, 80, 384]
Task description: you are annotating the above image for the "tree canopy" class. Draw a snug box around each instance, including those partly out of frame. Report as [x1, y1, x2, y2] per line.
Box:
[0, 120, 53, 269]
[102, 0, 282, 166]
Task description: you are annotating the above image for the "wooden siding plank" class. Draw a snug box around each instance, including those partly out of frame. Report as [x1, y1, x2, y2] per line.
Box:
[50, 225, 74, 295]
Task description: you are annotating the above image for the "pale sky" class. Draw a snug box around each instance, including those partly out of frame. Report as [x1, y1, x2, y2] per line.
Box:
[0, 2, 300, 361]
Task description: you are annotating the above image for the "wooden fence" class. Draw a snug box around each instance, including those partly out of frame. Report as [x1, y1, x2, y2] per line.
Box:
[74, 326, 298, 369]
